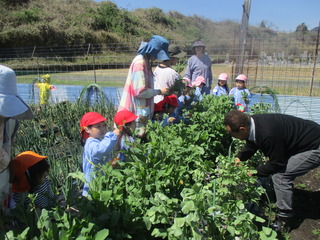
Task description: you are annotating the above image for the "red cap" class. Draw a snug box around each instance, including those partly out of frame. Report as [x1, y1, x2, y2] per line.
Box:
[12, 151, 47, 193]
[164, 94, 178, 107]
[80, 112, 107, 139]
[114, 110, 138, 130]
[154, 102, 164, 112]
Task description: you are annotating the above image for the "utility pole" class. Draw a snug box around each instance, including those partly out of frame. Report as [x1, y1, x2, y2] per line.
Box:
[235, 0, 252, 75]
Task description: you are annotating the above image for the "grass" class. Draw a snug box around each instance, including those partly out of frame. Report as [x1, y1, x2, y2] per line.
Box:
[15, 63, 320, 96]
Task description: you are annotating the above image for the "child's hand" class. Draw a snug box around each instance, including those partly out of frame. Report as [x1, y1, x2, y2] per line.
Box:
[160, 88, 170, 96]
[168, 117, 176, 123]
[241, 91, 248, 102]
[235, 158, 242, 166]
[113, 124, 121, 136]
[110, 157, 119, 169]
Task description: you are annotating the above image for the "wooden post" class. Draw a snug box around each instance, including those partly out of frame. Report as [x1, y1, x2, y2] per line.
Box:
[86, 43, 91, 56]
[31, 46, 36, 59]
[309, 21, 320, 96]
[93, 55, 97, 84]
[235, 0, 251, 75]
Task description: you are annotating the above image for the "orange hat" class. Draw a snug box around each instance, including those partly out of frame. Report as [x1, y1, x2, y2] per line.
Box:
[114, 110, 138, 130]
[163, 94, 178, 107]
[80, 112, 107, 140]
[11, 151, 47, 193]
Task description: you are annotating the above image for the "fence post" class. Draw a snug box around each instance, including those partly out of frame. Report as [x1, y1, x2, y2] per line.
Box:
[309, 21, 320, 96]
[86, 43, 91, 59]
[93, 55, 97, 84]
[235, 0, 251, 75]
[31, 46, 36, 59]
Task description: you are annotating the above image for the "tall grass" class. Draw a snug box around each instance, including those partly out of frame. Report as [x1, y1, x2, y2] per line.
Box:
[13, 100, 117, 193]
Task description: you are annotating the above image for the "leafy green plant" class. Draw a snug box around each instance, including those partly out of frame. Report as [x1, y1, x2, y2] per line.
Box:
[7, 91, 287, 239]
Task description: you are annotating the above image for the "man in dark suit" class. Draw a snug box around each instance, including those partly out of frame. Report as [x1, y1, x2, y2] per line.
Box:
[223, 110, 320, 231]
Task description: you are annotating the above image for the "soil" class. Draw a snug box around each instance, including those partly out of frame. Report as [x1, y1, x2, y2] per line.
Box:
[288, 168, 320, 240]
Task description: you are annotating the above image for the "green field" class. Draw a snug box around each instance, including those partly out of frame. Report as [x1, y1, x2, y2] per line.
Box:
[16, 63, 320, 96]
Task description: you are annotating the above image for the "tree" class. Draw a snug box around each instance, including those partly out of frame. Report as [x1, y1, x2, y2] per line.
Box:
[260, 21, 266, 28]
[295, 23, 308, 34]
[295, 23, 308, 41]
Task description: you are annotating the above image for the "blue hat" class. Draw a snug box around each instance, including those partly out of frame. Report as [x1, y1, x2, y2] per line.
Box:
[138, 35, 170, 61]
[0, 65, 34, 119]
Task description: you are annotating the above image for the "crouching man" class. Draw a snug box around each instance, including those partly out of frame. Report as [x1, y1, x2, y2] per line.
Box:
[223, 110, 320, 231]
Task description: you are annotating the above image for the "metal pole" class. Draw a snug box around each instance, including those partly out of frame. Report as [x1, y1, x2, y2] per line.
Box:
[309, 21, 320, 96]
[235, 0, 252, 75]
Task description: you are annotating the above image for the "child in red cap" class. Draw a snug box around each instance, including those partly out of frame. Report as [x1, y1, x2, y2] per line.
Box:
[80, 112, 121, 196]
[152, 102, 164, 122]
[160, 94, 180, 126]
[114, 110, 138, 162]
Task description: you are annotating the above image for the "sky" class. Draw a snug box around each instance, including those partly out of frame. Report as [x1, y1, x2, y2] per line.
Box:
[95, 0, 320, 32]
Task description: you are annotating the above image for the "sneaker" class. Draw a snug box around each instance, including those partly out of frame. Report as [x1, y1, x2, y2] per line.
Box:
[273, 216, 293, 233]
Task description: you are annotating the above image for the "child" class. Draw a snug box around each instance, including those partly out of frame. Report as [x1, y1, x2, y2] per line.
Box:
[34, 74, 56, 106]
[0, 65, 33, 216]
[193, 76, 206, 102]
[161, 94, 180, 125]
[229, 74, 251, 112]
[212, 73, 229, 96]
[154, 45, 186, 103]
[80, 112, 121, 196]
[176, 79, 193, 115]
[114, 110, 138, 162]
[152, 102, 164, 122]
[10, 151, 53, 210]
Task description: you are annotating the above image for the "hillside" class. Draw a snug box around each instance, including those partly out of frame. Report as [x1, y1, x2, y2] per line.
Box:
[0, 0, 312, 52]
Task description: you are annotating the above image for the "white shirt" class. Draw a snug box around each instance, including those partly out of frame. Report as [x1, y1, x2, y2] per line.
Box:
[154, 65, 180, 103]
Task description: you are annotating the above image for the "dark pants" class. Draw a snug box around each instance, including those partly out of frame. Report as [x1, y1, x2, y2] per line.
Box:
[272, 146, 320, 217]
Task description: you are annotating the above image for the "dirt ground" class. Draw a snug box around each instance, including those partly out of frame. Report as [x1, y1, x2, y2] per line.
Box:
[289, 168, 320, 240]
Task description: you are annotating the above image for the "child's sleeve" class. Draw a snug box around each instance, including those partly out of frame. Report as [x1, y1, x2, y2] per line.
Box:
[89, 132, 118, 162]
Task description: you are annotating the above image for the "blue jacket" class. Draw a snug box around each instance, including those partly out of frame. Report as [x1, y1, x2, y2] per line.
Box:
[229, 87, 251, 110]
[82, 132, 117, 196]
[212, 85, 229, 96]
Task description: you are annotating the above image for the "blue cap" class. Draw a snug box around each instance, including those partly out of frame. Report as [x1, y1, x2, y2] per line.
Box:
[138, 35, 170, 61]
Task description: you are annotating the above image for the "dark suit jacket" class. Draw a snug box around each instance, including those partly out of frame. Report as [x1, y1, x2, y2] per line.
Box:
[237, 114, 320, 177]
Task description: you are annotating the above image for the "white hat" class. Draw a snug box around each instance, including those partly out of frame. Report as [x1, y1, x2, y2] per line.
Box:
[0, 65, 33, 119]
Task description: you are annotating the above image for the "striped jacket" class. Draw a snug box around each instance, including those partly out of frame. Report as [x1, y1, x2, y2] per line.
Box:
[118, 54, 158, 119]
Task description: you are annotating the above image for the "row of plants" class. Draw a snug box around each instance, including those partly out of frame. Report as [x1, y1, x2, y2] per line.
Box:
[3, 94, 288, 239]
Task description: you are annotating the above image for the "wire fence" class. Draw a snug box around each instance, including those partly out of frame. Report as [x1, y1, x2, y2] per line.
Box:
[1, 35, 320, 122]
[1, 36, 319, 94]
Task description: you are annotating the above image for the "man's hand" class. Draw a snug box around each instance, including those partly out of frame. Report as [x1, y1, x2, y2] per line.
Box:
[235, 158, 241, 166]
